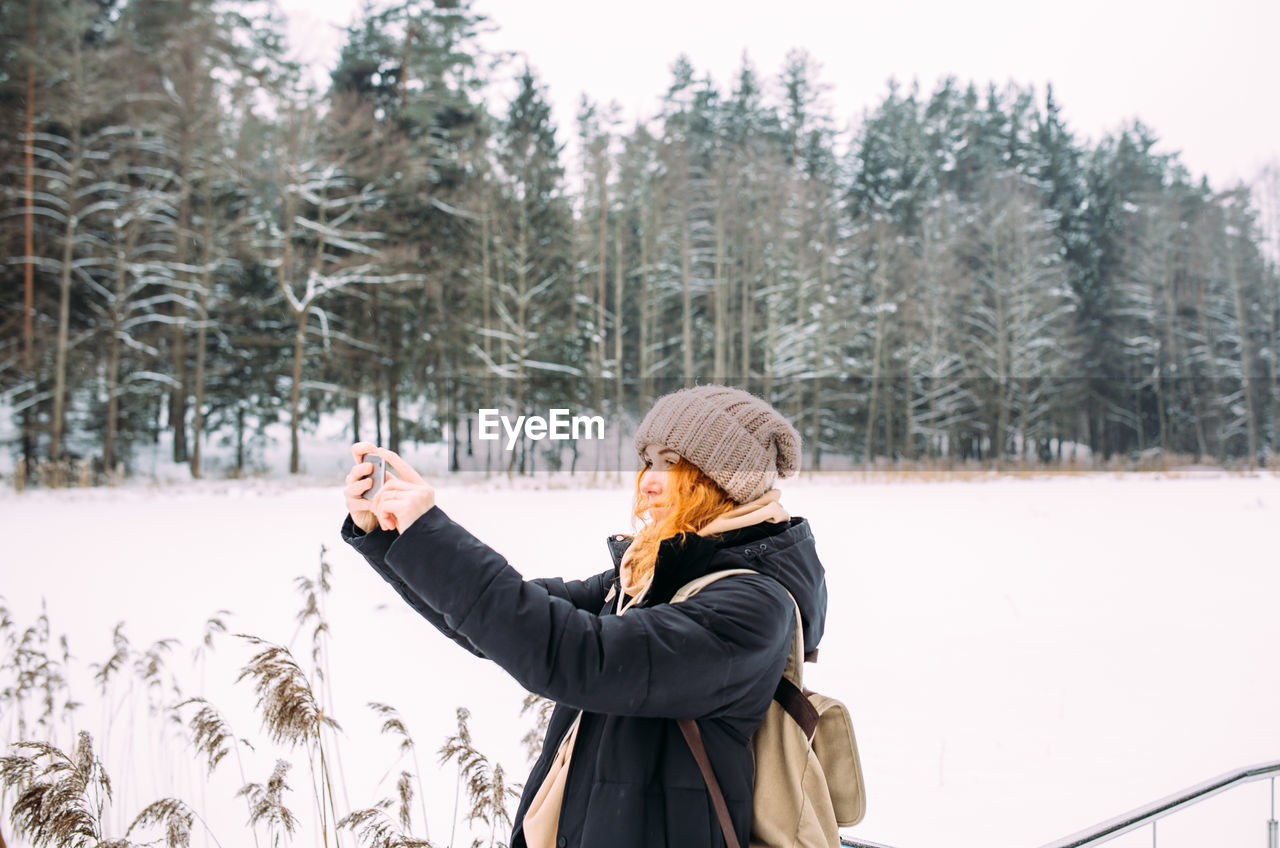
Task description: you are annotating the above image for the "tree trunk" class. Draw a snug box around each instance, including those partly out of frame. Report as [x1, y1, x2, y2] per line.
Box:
[864, 278, 887, 467]
[22, 0, 36, 377]
[104, 303, 122, 475]
[290, 308, 307, 474]
[50, 34, 83, 464]
[681, 144, 693, 387]
[104, 219, 139, 472]
[1270, 263, 1280, 459]
[169, 0, 198, 465]
[639, 202, 654, 407]
[1196, 267, 1224, 460]
[713, 188, 727, 384]
[809, 238, 828, 470]
[351, 392, 361, 444]
[993, 243, 1009, 464]
[1130, 361, 1145, 453]
[51, 194, 75, 463]
[594, 151, 608, 420]
[1156, 246, 1177, 451]
[388, 315, 402, 453]
[613, 205, 624, 472]
[510, 202, 529, 476]
[190, 202, 215, 478]
[480, 199, 492, 472]
[236, 406, 245, 472]
[1227, 233, 1260, 465]
[741, 213, 756, 391]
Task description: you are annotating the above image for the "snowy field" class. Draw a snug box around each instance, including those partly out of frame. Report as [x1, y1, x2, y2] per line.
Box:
[2, 469, 1279, 848]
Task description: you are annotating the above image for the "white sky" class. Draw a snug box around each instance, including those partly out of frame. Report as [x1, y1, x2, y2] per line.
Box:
[277, 0, 1280, 192]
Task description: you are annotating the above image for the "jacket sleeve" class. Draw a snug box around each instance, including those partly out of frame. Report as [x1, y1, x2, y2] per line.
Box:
[341, 513, 486, 658]
[530, 569, 615, 613]
[381, 505, 794, 720]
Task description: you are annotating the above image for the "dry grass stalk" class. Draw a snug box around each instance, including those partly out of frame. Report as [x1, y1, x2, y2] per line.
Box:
[1, 561, 534, 848]
[200, 612, 232, 653]
[174, 695, 261, 848]
[439, 707, 520, 848]
[237, 758, 300, 847]
[192, 610, 234, 703]
[1, 731, 111, 848]
[90, 622, 133, 708]
[465, 761, 519, 848]
[438, 708, 478, 848]
[134, 637, 182, 718]
[369, 702, 430, 841]
[395, 772, 414, 833]
[2, 599, 77, 745]
[292, 552, 333, 686]
[337, 795, 433, 848]
[76, 458, 93, 488]
[234, 633, 344, 848]
[176, 696, 255, 777]
[125, 797, 199, 848]
[518, 695, 553, 764]
[293, 545, 352, 846]
[234, 635, 338, 748]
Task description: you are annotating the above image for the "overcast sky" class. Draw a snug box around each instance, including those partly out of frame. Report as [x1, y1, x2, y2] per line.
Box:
[277, 0, 1279, 193]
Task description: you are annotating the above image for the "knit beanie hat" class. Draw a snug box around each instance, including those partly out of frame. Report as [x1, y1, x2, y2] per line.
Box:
[634, 384, 801, 503]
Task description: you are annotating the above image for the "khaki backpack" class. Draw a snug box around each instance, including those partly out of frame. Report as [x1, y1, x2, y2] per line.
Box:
[671, 568, 865, 848]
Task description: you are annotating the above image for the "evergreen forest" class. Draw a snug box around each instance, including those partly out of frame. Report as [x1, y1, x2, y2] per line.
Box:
[3, 0, 1279, 482]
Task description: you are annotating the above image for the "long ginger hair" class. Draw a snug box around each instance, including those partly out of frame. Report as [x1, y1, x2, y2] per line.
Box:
[621, 456, 738, 599]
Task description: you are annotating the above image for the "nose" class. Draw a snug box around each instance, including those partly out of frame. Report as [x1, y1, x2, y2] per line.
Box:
[640, 468, 664, 496]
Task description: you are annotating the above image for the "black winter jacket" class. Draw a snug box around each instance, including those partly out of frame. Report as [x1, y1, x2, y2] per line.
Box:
[341, 504, 829, 848]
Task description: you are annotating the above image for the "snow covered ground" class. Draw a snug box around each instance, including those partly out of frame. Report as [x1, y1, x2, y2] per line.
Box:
[2, 470, 1278, 848]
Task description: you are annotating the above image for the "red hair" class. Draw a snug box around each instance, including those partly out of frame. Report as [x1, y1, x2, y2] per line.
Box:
[621, 457, 737, 599]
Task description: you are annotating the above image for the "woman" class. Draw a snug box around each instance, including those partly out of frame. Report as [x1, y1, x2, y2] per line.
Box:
[340, 384, 829, 848]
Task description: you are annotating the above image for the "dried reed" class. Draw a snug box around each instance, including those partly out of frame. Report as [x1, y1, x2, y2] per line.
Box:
[438, 708, 520, 848]
[0, 731, 110, 848]
[518, 695, 553, 765]
[237, 759, 299, 847]
[336, 796, 433, 848]
[124, 797, 202, 848]
[368, 702, 431, 842]
[233, 633, 341, 847]
[1, 549, 534, 848]
[174, 695, 260, 848]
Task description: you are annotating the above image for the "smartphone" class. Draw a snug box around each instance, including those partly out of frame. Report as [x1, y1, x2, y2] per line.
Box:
[362, 454, 388, 501]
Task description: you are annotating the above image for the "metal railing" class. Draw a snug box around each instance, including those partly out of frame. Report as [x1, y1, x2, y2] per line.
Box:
[1038, 759, 1280, 848]
[837, 759, 1280, 848]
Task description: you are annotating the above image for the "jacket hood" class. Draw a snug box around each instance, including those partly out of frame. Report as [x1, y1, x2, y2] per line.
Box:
[605, 516, 827, 654]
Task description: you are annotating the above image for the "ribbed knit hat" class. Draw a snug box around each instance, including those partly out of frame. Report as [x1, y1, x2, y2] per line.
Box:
[634, 384, 801, 503]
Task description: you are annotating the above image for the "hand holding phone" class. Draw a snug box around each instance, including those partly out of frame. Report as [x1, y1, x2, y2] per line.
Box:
[362, 454, 388, 501]
[368, 448, 435, 534]
[345, 442, 385, 533]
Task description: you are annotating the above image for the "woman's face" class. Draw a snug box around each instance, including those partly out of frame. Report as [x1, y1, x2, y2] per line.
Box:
[639, 444, 681, 523]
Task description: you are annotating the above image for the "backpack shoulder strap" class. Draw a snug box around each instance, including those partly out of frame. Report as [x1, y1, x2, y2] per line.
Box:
[676, 718, 742, 848]
[669, 567, 758, 602]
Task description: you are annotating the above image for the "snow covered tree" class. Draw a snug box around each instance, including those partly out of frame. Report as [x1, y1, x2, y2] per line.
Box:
[482, 65, 575, 472]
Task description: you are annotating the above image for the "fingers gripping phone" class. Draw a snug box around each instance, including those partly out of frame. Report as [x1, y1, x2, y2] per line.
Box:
[362, 454, 388, 501]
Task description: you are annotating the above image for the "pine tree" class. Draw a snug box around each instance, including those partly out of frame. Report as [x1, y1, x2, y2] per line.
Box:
[487, 64, 575, 472]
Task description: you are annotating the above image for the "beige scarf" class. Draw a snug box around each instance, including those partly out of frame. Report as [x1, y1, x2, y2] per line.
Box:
[520, 490, 790, 848]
